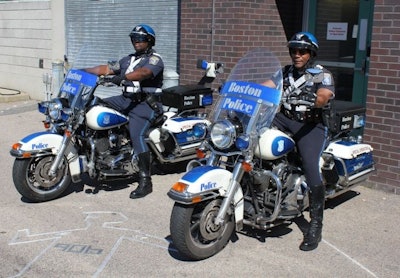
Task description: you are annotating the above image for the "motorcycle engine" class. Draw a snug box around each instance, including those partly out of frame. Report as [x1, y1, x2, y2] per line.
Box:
[243, 160, 305, 220]
[89, 128, 132, 169]
[93, 137, 110, 154]
[242, 168, 277, 216]
[252, 161, 288, 192]
[93, 130, 126, 154]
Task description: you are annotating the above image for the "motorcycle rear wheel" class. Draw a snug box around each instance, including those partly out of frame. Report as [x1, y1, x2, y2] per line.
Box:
[170, 199, 235, 260]
[12, 156, 71, 202]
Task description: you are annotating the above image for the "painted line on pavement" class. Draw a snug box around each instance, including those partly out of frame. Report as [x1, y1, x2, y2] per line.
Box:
[323, 239, 378, 277]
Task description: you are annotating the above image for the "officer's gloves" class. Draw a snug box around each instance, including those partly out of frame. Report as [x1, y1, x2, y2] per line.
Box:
[299, 92, 316, 104]
[111, 75, 125, 86]
[292, 92, 316, 107]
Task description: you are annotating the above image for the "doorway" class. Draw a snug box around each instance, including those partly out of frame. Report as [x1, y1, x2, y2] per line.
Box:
[277, 0, 374, 105]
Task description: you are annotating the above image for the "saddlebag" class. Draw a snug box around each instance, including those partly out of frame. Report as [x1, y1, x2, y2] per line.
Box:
[322, 140, 375, 187]
[162, 85, 213, 110]
[159, 114, 209, 153]
[323, 100, 366, 134]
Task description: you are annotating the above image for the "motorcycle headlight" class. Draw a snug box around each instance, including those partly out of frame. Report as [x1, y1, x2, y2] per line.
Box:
[210, 120, 237, 149]
[48, 99, 64, 121]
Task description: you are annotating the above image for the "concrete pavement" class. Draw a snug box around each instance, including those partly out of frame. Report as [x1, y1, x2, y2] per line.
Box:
[0, 100, 399, 278]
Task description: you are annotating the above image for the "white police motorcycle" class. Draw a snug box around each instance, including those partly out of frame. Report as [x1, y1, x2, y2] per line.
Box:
[167, 48, 375, 260]
[10, 59, 222, 202]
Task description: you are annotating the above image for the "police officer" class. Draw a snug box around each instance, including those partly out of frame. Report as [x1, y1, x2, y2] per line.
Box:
[84, 24, 164, 199]
[263, 32, 335, 251]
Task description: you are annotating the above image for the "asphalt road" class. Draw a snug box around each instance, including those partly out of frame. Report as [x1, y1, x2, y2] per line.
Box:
[0, 100, 399, 278]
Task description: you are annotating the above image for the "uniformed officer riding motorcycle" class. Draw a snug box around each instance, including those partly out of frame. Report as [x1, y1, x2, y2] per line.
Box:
[9, 25, 220, 202]
[167, 47, 375, 260]
[83, 24, 165, 199]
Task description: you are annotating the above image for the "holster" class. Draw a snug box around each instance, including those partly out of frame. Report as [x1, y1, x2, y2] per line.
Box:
[146, 94, 166, 126]
[145, 94, 162, 114]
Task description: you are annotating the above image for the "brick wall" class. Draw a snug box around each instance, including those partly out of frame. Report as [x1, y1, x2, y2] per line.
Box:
[363, 0, 400, 194]
[179, 0, 290, 86]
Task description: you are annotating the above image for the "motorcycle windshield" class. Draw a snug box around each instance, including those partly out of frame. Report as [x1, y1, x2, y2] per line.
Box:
[58, 68, 98, 109]
[58, 44, 115, 109]
[211, 48, 282, 137]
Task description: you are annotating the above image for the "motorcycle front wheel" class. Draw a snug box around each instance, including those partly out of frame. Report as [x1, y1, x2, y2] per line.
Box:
[12, 156, 71, 202]
[170, 199, 235, 260]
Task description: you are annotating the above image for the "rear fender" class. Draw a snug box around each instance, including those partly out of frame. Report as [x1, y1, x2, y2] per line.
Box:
[170, 165, 244, 224]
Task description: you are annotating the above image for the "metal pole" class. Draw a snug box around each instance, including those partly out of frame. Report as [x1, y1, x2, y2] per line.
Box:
[210, 0, 216, 61]
[52, 60, 64, 96]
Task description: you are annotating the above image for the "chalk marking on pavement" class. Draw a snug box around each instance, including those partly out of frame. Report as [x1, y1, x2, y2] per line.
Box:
[93, 236, 124, 278]
[323, 239, 378, 277]
[8, 240, 61, 278]
[93, 235, 177, 278]
[8, 211, 125, 245]
[8, 211, 176, 278]
[8, 211, 119, 245]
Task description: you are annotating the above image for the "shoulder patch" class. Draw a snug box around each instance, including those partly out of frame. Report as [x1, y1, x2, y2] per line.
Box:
[322, 73, 333, 85]
[149, 56, 160, 65]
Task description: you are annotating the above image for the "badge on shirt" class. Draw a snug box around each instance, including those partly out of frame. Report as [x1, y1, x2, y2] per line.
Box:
[149, 56, 160, 65]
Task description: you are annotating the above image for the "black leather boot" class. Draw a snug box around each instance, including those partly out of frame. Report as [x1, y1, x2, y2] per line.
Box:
[130, 152, 153, 199]
[299, 184, 325, 251]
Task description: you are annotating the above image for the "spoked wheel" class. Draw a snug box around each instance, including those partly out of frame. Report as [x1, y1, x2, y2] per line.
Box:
[170, 199, 235, 260]
[12, 156, 71, 202]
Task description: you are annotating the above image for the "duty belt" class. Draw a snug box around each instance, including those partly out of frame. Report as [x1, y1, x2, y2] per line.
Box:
[123, 85, 162, 102]
[283, 108, 323, 124]
[126, 93, 162, 103]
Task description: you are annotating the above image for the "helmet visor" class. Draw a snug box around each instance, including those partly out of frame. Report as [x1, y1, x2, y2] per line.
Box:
[130, 32, 148, 43]
[287, 41, 312, 49]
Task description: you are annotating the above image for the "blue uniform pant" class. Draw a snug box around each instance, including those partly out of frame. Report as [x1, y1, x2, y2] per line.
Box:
[273, 112, 329, 191]
[104, 95, 156, 154]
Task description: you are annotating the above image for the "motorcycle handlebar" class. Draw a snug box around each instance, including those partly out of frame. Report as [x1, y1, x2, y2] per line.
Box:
[97, 75, 117, 87]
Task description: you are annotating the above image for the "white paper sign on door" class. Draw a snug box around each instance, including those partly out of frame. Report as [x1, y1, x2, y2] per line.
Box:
[327, 22, 348, 41]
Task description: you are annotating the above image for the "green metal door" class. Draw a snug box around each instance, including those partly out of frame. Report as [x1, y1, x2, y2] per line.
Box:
[306, 0, 374, 105]
[353, 0, 374, 105]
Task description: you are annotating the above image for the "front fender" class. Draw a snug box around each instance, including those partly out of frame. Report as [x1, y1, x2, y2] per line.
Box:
[182, 165, 232, 194]
[168, 165, 244, 224]
[10, 131, 82, 182]
[10, 131, 64, 157]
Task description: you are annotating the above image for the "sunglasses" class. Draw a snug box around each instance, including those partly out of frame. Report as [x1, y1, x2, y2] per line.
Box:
[131, 33, 148, 43]
[290, 49, 310, 56]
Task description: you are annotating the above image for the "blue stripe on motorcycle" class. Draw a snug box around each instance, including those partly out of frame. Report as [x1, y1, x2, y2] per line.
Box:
[20, 131, 52, 143]
[171, 116, 203, 122]
[182, 165, 220, 183]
